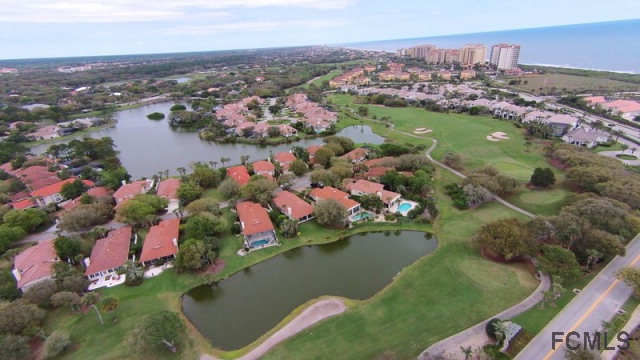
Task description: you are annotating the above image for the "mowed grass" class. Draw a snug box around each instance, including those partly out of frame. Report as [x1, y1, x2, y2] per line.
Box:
[261, 171, 539, 360]
[502, 73, 640, 93]
[331, 94, 570, 216]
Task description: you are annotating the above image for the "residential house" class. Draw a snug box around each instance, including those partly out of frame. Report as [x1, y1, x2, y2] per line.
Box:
[309, 186, 361, 216]
[157, 178, 181, 211]
[12, 239, 58, 291]
[252, 160, 275, 177]
[60, 186, 111, 213]
[11, 198, 35, 210]
[492, 101, 527, 120]
[140, 218, 180, 266]
[278, 124, 298, 137]
[562, 127, 612, 148]
[307, 145, 323, 164]
[30, 178, 94, 208]
[544, 114, 580, 136]
[523, 110, 552, 124]
[113, 179, 153, 206]
[227, 165, 251, 186]
[236, 201, 278, 250]
[85, 226, 132, 281]
[345, 179, 401, 210]
[273, 191, 314, 223]
[341, 148, 368, 163]
[273, 152, 296, 171]
[364, 157, 395, 168]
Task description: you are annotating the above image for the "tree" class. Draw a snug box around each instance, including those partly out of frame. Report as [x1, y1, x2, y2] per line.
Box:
[523, 140, 532, 152]
[175, 239, 207, 271]
[241, 178, 277, 205]
[190, 164, 222, 188]
[240, 155, 250, 165]
[462, 183, 492, 208]
[60, 179, 88, 199]
[0, 225, 26, 254]
[0, 270, 20, 301]
[0, 299, 46, 336]
[314, 199, 347, 227]
[530, 167, 556, 187]
[51, 291, 81, 312]
[218, 177, 240, 199]
[313, 147, 335, 167]
[99, 295, 120, 315]
[289, 159, 308, 176]
[280, 219, 299, 238]
[0, 334, 30, 360]
[358, 194, 383, 213]
[176, 181, 203, 206]
[538, 245, 582, 282]
[616, 267, 640, 297]
[58, 197, 113, 231]
[115, 194, 168, 227]
[54, 236, 82, 263]
[126, 311, 186, 354]
[184, 198, 220, 216]
[472, 218, 537, 260]
[324, 136, 355, 153]
[310, 169, 340, 187]
[99, 166, 131, 190]
[183, 213, 228, 239]
[23, 279, 59, 307]
[41, 331, 72, 359]
[3, 208, 48, 233]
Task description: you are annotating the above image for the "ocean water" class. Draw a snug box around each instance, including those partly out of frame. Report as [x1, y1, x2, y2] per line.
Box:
[342, 19, 640, 73]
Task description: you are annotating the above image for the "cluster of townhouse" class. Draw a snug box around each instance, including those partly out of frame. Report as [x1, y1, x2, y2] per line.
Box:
[11, 176, 183, 292]
[285, 93, 337, 133]
[584, 96, 640, 121]
[328, 66, 373, 88]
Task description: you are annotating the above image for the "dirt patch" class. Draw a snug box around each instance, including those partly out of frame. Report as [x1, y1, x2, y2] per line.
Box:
[200, 258, 225, 275]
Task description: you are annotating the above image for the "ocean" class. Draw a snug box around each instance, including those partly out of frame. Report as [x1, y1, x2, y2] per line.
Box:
[341, 19, 640, 74]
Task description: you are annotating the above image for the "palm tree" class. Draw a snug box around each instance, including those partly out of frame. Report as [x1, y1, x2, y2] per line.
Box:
[524, 140, 532, 152]
[176, 167, 186, 176]
[211, 161, 218, 169]
[621, 144, 629, 154]
[99, 295, 120, 320]
[493, 320, 509, 345]
[240, 155, 250, 165]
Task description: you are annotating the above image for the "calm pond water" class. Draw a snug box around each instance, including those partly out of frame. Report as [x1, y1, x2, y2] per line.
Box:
[31, 102, 384, 178]
[182, 231, 437, 350]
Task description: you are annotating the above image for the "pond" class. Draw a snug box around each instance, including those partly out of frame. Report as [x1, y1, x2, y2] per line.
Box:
[182, 230, 437, 350]
[31, 102, 384, 178]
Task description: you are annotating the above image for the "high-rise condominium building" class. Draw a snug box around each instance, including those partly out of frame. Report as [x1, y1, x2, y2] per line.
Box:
[489, 44, 521, 70]
[460, 44, 486, 66]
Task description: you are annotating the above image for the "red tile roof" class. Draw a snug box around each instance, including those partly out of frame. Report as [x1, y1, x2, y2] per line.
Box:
[310, 186, 360, 210]
[345, 179, 384, 194]
[140, 218, 179, 263]
[273, 152, 296, 164]
[236, 201, 274, 236]
[87, 186, 111, 198]
[273, 191, 313, 220]
[113, 180, 152, 203]
[227, 165, 251, 186]
[380, 189, 401, 204]
[341, 148, 368, 162]
[30, 178, 94, 198]
[364, 157, 395, 168]
[365, 167, 394, 178]
[252, 160, 275, 174]
[85, 227, 132, 276]
[12, 198, 35, 210]
[157, 178, 180, 200]
[13, 239, 57, 290]
[307, 145, 323, 156]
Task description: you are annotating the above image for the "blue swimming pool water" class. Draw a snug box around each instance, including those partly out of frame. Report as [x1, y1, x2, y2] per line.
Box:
[251, 239, 270, 248]
[398, 202, 413, 212]
[352, 212, 374, 221]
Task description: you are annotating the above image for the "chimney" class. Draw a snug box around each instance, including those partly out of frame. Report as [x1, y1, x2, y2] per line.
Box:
[121, 180, 126, 186]
[172, 238, 177, 247]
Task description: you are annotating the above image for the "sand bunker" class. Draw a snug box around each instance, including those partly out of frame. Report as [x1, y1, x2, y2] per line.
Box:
[413, 128, 433, 134]
[486, 136, 500, 142]
[491, 131, 510, 140]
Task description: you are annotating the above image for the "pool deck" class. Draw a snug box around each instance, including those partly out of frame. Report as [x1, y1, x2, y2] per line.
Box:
[389, 199, 419, 216]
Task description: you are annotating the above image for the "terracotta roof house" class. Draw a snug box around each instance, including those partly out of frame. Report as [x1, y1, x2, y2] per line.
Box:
[12, 165, 58, 189]
[236, 201, 278, 250]
[341, 148, 369, 163]
[12, 239, 58, 291]
[60, 186, 111, 213]
[364, 157, 395, 168]
[252, 160, 275, 176]
[273, 191, 314, 223]
[30, 178, 94, 208]
[273, 152, 296, 171]
[309, 186, 360, 215]
[307, 145, 323, 164]
[365, 166, 394, 180]
[345, 179, 401, 210]
[12, 198, 35, 210]
[85, 226, 132, 280]
[156, 178, 180, 200]
[140, 218, 180, 266]
[278, 124, 298, 137]
[113, 180, 153, 206]
[227, 165, 251, 186]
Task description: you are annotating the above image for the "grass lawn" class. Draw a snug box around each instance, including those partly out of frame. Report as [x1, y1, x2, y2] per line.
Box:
[260, 171, 539, 359]
[202, 188, 226, 202]
[594, 142, 625, 152]
[501, 73, 640, 93]
[507, 186, 570, 217]
[300, 69, 343, 89]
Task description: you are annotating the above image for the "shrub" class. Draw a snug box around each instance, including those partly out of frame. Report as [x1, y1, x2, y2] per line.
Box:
[146, 112, 165, 120]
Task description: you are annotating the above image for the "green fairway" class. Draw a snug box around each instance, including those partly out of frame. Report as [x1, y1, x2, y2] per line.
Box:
[507, 187, 570, 217]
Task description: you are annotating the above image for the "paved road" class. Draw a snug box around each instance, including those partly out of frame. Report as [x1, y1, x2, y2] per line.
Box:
[598, 150, 640, 166]
[515, 234, 640, 360]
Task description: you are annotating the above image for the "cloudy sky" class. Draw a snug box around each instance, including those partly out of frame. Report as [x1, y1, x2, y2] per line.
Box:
[1, 0, 638, 59]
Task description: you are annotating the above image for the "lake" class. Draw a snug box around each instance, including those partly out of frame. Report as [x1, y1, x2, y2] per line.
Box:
[182, 230, 437, 350]
[31, 102, 385, 178]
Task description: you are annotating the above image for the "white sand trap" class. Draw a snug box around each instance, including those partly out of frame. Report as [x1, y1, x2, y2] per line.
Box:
[486, 135, 500, 142]
[413, 129, 433, 134]
[491, 131, 510, 140]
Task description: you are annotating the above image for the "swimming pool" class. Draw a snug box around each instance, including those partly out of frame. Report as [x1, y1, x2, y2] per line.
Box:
[351, 212, 374, 221]
[250, 239, 271, 248]
[398, 202, 414, 212]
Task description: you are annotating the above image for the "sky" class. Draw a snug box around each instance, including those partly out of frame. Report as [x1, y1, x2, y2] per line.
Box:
[1, 0, 638, 60]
